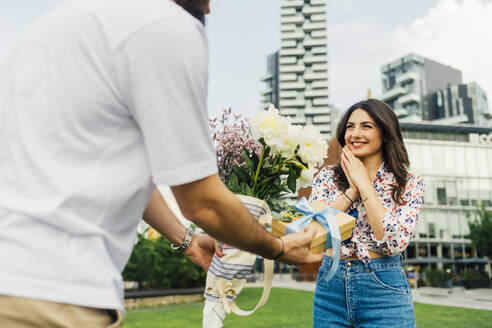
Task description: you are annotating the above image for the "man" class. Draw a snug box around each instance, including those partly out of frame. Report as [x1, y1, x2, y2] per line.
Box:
[0, 0, 323, 326]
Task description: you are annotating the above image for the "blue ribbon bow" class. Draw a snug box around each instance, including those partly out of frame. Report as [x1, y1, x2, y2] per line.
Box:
[285, 197, 341, 283]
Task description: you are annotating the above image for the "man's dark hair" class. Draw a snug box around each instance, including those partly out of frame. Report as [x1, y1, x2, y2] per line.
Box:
[175, 0, 207, 25]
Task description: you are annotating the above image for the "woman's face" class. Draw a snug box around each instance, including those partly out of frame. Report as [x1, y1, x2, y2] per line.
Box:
[344, 109, 384, 162]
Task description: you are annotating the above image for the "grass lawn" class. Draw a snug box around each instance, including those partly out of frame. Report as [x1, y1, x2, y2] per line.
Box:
[124, 288, 492, 328]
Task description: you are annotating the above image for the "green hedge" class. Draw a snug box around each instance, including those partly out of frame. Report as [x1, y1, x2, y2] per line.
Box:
[122, 234, 206, 290]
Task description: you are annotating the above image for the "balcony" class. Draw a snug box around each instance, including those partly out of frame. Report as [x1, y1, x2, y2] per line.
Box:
[313, 124, 331, 133]
[312, 30, 327, 38]
[303, 22, 326, 31]
[304, 107, 330, 115]
[279, 73, 298, 82]
[398, 92, 421, 105]
[313, 115, 331, 124]
[281, 40, 297, 48]
[280, 47, 305, 56]
[312, 80, 328, 89]
[311, 14, 326, 22]
[291, 117, 307, 125]
[280, 64, 305, 73]
[302, 6, 325, 15]
[281, 15, 305, 24]
[396, 71, 420, 84]
[281, 0, 304, 8]
[280, 81, 306, 90]
[313, 97, 329, 106]
[280, 90, 298, 98]
[312, 46, 327, 55]
[281, 31, 305, 40]
[281, 24, 296, 32]
[312, 63, 328, 71]
[304, 72, 327, 81]
[304, 55, 327, 64]
[261, 87, 273, 96]
[303, 38, 326, 47]
[281, 8, 297, 16]
[310, 0, 327, 5]
[394, 108, 408, 117]
[261, 73, 273, 81]
[280, 108, 299, 116]
[380, 87, 406, 101]
[305, 89, 328, 98]
[279, 57, 297, 65]
[280, 99, 306, 107]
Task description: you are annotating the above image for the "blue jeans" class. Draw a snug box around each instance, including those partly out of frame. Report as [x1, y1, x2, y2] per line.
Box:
[313, 255, 415, 328]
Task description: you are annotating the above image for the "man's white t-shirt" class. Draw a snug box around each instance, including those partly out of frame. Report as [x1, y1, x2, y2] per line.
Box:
[0, 0, 218, 310]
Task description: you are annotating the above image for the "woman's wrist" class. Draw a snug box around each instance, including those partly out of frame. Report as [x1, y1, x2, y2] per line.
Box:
[345, 188, 359, 201]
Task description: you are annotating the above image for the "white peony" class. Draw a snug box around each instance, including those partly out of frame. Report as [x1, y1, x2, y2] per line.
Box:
[249, 105, 289, 155]
[277, 124, 302, 158]
[298, 125, 328, 166]
[297, 166, 317, 189]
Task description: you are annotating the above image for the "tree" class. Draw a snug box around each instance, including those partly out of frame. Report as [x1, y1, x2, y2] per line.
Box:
[467, 206, 492, 279]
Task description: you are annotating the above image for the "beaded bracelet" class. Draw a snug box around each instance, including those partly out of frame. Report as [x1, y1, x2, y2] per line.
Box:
[362, 194, 378, 202]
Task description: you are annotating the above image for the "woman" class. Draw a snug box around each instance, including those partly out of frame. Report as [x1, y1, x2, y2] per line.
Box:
[310, 99, 425, 327]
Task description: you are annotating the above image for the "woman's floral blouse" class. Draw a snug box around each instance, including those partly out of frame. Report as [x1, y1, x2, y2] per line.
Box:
[309, 163, 425, 263]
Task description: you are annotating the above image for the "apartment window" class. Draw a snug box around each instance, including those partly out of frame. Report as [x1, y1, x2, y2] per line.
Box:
[437, 187, 447, 205]
[428, 223, 436, 239]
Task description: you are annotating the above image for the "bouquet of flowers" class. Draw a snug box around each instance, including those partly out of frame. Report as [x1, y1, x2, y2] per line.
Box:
[202, 105, 327, 328]
[210, 105, 327, 210]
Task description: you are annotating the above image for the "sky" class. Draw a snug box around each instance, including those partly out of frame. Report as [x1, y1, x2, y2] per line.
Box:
[1, 0, 491, 120]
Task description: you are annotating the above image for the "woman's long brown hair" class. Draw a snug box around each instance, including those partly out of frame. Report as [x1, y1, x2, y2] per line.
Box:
[333, 98, 409, 204]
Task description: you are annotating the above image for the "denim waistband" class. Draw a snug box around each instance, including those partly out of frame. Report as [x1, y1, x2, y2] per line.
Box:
[322, 255, 402, 273]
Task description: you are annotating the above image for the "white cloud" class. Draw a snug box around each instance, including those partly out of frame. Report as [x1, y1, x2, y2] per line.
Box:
[391, 0, 492, 108]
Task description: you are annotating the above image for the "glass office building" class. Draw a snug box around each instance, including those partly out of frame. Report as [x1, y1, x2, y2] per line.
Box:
[401, 122, 492, 273]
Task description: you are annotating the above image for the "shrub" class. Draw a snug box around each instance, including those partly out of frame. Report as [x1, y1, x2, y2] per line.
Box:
[122, 234, 206, 290]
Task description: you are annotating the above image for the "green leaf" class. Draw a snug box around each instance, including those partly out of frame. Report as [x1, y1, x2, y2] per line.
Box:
[232, 165, 251, 184]
[287, 167, 297, 193]
[251, 150, 260, 173]
[245, 184, 255, 197]
[226, 173, 239, 192]
[242, 149, 254, 173]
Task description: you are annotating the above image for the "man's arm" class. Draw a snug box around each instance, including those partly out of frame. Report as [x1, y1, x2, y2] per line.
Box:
[171, 174, 324, 265]
[143, 188, 222, 270]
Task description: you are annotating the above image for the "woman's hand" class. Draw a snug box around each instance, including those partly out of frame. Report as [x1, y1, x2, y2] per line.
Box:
[341, 147, 371, 195]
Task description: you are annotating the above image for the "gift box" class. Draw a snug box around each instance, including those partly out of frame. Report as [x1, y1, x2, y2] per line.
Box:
[271, 201, 355, 254]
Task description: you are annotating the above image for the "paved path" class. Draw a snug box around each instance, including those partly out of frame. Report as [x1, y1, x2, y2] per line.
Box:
[247, 275, 492, 311]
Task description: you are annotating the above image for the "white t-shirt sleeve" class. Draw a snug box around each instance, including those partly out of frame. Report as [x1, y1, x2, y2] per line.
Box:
[113, 18, 218, 186]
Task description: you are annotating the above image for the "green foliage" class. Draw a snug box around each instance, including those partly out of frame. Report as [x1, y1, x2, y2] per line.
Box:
[423, 268, 453, 287]
[122, 234, 206, 290]
[225, 139, 308, 209]
[460, 269, 489, 283]
[467, 206, 492, 259]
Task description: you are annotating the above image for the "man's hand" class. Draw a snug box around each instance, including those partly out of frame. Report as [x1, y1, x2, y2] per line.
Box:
[184, 234, 224, 271]
[278, 226, 325, 265]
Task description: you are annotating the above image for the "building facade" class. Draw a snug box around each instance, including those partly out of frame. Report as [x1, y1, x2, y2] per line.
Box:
[380, 53, 462, 121]
[261, 0, 332, 137]
[401, 123, 492, 273]
[429, 82, 491, 126]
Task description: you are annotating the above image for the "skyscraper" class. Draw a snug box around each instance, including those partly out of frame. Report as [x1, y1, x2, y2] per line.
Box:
[262, 0, 332, 137]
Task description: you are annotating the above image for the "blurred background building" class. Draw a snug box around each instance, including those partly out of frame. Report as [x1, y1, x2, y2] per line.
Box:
[401, 123, 492, 275]
[261, 0, 333, 137]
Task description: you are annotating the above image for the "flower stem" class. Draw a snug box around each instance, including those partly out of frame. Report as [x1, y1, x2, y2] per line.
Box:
[253, 147, 266, 186]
